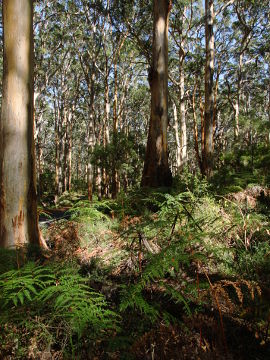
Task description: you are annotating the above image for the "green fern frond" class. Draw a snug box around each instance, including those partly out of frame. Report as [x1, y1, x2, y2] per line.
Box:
[0, 261, 120, 340]
[67, 200, 109, 223]
[0, 262, 55, 309]
[120, 239, 204, 321]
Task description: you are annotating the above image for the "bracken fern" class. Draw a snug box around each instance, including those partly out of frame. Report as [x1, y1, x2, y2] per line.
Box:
[0, 261, 119, 341]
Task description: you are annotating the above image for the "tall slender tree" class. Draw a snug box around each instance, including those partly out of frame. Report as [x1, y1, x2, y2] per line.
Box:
[202, 0, 215, 177]
[141, 0, 172, 187]
[0, 0, 39, 248]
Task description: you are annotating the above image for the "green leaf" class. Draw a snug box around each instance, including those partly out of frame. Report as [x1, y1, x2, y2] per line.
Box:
[18, 292, 24, 305]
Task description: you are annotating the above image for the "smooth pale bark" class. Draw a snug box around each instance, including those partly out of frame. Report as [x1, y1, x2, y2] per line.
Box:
[67, 110, 73, 192]
[213, 62, 220, 145]
[104, 76, 110, 145]
[226, 79, 239, 141]
[235, 33, 250, 139]
[37, 140, 44, 199]
[111, 35, 127, 198]
[173, 102, 181, 172]
[179, 48, 187, 170]
[203, 0, 215, 177]
[78, 53, 96, 201]
[141, 0, 172, 187]
[62, 109, 68, 192]
[54, 100, 62, 202]
[113, 62, 119, 133]
[62, 110, 72, 192]
[0, 0, 39, 248]
[102, 75, 110, 198]
[118, 76, 128, 131]
[235, 51, 244, 139]
[234, 99, 240, 139]
[76, 142, 82, 182]
[87, 114, 95, 202]
[234, 4, 252, 139]
[192, 80, 203, 173]
[112, 62, 119, 199]
[35, 113, 44, 199]
[96, 159, 102, 201]
[87, 69, 96, 202]
[171, 5, 190, 173]
[87, 70, 96, 201]
[199, 88, 205, 164]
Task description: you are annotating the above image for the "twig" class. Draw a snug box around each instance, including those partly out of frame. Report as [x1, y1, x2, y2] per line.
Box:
[181, 204, 203, 232]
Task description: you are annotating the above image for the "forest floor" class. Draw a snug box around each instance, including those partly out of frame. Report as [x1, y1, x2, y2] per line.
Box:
[37, 186, 270, 359]
[1, 185, 270, 359]
[46, 220, 270, 360]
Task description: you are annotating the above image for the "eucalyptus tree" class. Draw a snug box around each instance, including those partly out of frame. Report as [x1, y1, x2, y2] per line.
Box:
[170, 0, 198, 174]
[202, 0, 215, 177]
[34, 0, 84, 201]
[220, 0, 270, 152]
[141, 0, 172, 187]
[0, 0, 39, 248]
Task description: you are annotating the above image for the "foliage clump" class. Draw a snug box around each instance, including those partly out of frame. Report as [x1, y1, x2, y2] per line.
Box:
[0, 259, 119, 357]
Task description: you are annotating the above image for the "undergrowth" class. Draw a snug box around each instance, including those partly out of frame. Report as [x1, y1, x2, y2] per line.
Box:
[1, 177, 270, 358]
[0, 259, 119, 358]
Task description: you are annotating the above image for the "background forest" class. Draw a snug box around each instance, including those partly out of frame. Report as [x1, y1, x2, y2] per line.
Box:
[1, 0, 270, 359]
[32, 0, 270, 198]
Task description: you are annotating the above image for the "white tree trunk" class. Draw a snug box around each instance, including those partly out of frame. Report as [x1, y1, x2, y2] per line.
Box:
[0, 0, 39, 248]
[173, 102, 181, 172]
[179, 60, 187, 170]
[203, 0, 215, 177]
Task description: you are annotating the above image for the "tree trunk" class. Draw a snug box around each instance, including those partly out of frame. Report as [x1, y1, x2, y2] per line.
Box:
[179, 49, 187, 170]
[104, 75, 110, 145]
[0, 0, 39, 248]
[67, 111, 73, 192]
[54, 101, 62, 202]
[62, 109, 68, 193]
[141, 0, 172, 187]
[96, 166, 102, 201]
[87, 114, 95, 201]
[213, 63, 220, 146]
[203, 0, 215, 177]
[112, 62, 119, 199]
[192, 80, 203, 173]
[103, 75, 110, 198]
[173, 101, 181, 173]
[87, 67, 96, 201]
[199, 87, 205, 167]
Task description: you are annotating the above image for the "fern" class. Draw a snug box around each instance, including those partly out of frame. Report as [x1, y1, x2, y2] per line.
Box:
[67, 200, 109, 222]
[120, 241, 204, 321]
[0, 262, 55, 308]
[38, 267, 119, 338]
[0, 261, 119, 341]
[0, 248, 18, 274]
[117, 190, 209, 321]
